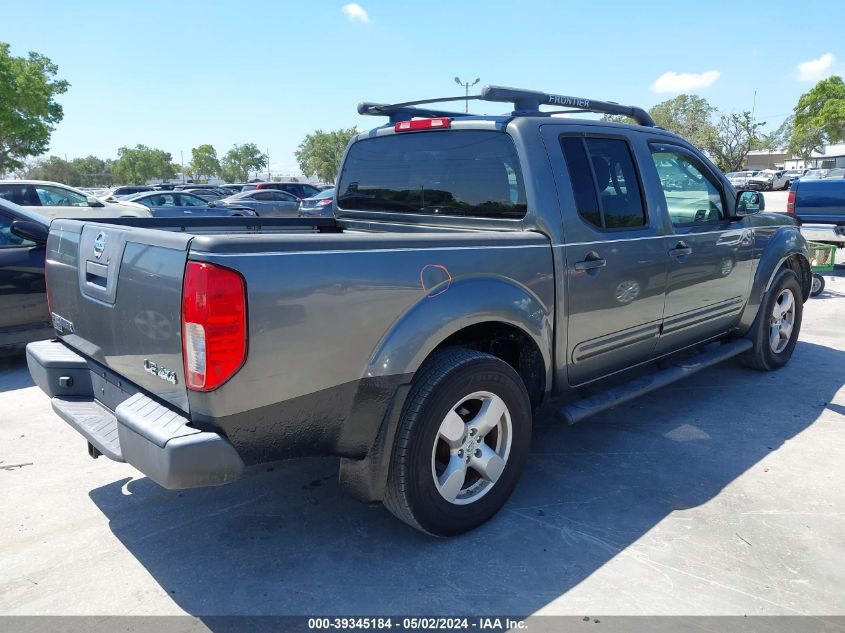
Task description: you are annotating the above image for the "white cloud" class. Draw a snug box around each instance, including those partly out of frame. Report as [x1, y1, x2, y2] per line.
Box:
[650, 70, 721, 93]
[797, 53, 836, 81]
[342, 3, 369, 23]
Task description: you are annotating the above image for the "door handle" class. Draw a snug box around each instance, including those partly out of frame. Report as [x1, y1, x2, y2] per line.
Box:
[669, 242, 692, 258]
[574, 253, 607, 271]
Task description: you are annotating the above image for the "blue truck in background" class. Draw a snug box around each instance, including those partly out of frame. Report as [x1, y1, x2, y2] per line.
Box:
[788, 174, 845, 227]
[786, 174, 844, 297]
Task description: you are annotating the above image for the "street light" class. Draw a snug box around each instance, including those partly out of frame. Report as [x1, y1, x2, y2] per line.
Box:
[454, 76, 480, 113]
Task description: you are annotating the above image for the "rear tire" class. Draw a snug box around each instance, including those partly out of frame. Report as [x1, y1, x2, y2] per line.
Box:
[383, 348, 532, 536]
[741, 268, 803, 370]
[810, 274, 825, 297]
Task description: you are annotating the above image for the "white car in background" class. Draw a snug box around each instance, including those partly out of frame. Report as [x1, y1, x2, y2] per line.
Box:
[725, 171, 759, 189]
[746, 169, 789, 191]
[0, 180, 150, 219]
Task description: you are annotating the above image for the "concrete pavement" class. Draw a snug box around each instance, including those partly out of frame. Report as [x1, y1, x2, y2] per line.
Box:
[1, 272, 844, 617]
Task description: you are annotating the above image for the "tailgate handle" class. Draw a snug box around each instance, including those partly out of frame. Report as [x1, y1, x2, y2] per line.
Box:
[85, 260, 109, 288]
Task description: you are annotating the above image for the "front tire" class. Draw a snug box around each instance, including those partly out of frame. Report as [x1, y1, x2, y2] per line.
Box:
[741, 268, 803, 370]
[384, 348, 532, 536]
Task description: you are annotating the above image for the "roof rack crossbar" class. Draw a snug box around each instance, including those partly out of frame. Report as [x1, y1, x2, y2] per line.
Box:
[358, 97, 478, 124]
[358, 85, 655, 127]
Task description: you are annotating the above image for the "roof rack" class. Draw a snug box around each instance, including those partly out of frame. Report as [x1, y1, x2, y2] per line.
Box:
[358, 85, 655, 127]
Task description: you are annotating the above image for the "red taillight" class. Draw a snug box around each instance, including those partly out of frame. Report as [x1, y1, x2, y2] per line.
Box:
[181, 261, 247, 391]
[394, 117, 451, 132]
[319, 199, 332, 206]
[786, 189, 796, 214]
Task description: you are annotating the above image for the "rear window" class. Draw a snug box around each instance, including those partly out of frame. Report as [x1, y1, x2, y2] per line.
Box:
[336, 130, 527, 219]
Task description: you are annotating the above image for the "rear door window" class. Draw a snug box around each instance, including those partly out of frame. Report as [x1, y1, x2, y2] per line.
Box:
[560, 136, 647, 230]
[337, 130, 527, 219]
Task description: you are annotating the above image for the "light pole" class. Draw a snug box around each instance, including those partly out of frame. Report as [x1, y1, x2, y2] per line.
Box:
[454, 76, 480, 113]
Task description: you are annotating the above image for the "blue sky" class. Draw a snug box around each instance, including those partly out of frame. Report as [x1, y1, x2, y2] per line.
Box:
[3, 0, 844, 175]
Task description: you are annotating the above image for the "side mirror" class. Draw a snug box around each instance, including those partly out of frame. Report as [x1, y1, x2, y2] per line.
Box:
[207, 201, 217, 207]
[87, 196, 104, 207]
[11, 220, 49, 245]
[736, 190, 764, 216]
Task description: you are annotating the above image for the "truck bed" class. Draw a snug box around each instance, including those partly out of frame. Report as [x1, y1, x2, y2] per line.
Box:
[41, 215, 554, 470]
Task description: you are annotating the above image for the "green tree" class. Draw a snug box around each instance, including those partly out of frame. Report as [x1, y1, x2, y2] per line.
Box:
[71, 155, 113, 187]
[755, 116, 793, 152]
[702, 111, 765, 172]
[220, 143, 267, 182]
[295, 127, 357, 184]
[112, 145, 176, 184]
[649, 94, 715, 146]
[787, 124, 825, 161]
[792, 76, 845, 146]
[0, 43, 70, 174]
[600, 114, 634, 124]
[187, 144, 220, 181]
[26, 156, 80, 185]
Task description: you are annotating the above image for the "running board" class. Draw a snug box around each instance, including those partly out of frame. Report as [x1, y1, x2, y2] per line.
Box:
[558, 338, 753, 425]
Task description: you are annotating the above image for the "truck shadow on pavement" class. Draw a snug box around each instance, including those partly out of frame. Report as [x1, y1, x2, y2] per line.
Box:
[0, 352, 32, 394]
[88, 340, 843, 617]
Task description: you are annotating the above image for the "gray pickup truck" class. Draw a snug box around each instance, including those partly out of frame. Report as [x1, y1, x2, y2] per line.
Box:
[27, 86, 812, 536]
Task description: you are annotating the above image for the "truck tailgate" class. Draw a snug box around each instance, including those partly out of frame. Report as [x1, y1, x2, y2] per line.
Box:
[46, 220, 193, 412]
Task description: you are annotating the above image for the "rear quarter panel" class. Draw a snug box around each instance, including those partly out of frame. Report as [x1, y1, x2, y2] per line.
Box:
[186, 230, 554, 463]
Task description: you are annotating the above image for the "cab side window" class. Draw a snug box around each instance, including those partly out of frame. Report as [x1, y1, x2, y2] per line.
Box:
[560, 136, 647, 230]
[649, 146, 725, 225]
[0, 213, 33, 248]
[179, 194, 207, 207]
[33, 185, 88, 207]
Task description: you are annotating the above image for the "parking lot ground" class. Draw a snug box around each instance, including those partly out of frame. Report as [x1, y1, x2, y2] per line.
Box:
[1, 269, 844, 617]
[763, 190, 788, 214]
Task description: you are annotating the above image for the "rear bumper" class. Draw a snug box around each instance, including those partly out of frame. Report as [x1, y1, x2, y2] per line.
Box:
[800, 223, 845, 244]
[26, 339, 244, 489]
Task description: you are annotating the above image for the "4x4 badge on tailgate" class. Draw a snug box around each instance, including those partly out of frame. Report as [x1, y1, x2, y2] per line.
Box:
[143, 359, 178, 385]
[51, 312, 75, 334]
[93, 231, 106, 259]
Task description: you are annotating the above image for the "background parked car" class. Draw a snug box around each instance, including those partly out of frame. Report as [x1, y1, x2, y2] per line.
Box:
[121, 191, 256, 217]
[725, 171, 758, 190]
[220, 184, 249, 195]
[0, 180, 150, 219]
[101, 185, 155, 199]
[823, 167, 845, 179]
[746, 169, 789, 191]
[212, 189, 300, 216]
[795, 169, 829, 182]
[298, 188, 335, 218]
[179, 187, 229, 200]
[0, 197, 50, 353]
[253, 182, 322, 199]
[782, 169, 808, 189]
